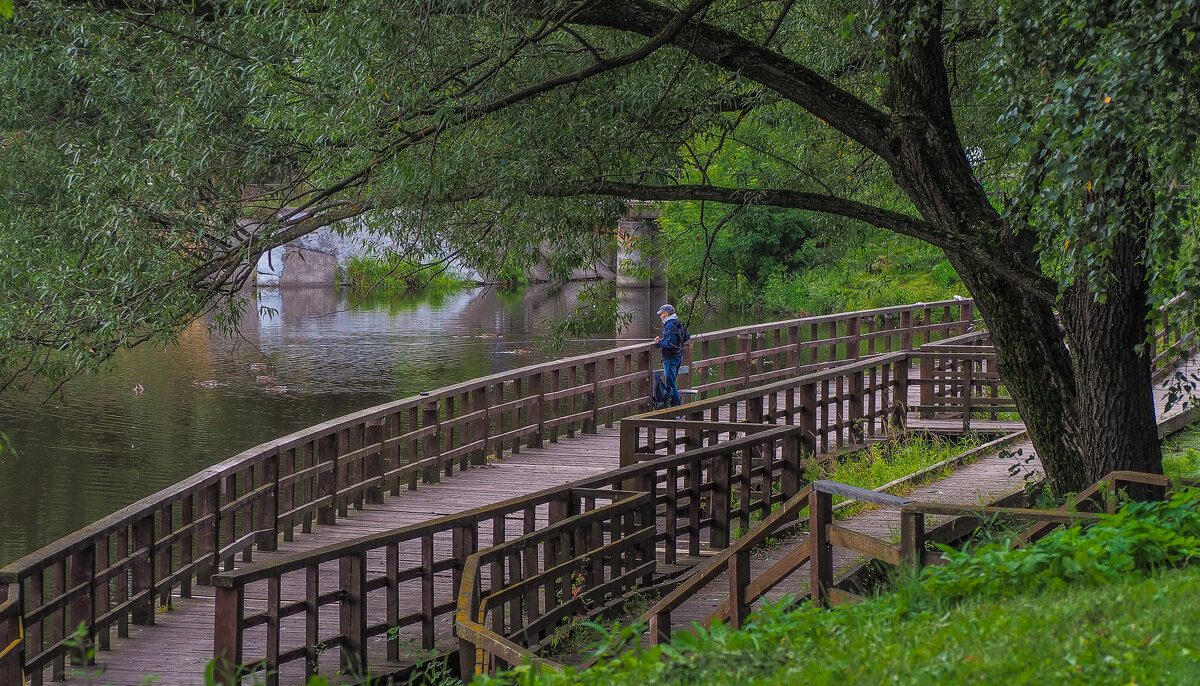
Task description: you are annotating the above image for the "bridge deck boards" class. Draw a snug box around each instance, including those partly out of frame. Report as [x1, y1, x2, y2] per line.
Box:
[56, 357, 1200, 685]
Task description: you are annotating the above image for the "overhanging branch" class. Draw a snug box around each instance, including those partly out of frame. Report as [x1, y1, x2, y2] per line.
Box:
[532, 180, 1059, 301]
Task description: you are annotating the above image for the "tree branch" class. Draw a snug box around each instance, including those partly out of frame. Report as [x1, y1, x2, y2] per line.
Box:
[531, 180, 1059, 300]
[571, 0, 895, 161]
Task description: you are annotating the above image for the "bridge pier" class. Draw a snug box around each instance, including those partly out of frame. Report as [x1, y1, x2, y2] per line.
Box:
[616, 203, 666, 288]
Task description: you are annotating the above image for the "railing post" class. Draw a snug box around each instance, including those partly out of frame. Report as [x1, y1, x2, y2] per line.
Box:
[619, 422, 639, 469]
[900, 309, 914, 351]
[69, 545, 96, 666]
[530, 372, 545, 448]
[422, 400, 441, 484]
[847, 316, 861, 361]
[962, 359, 974, 433]
[317, 432, 338, 525]
[892, 355, 910, 430]
[788, 324, 802, 374]
[459, 583, 481, 682]
[737, 334, 752, 388]
[919, 353, 935, 419]
[452, 525, 477, 614]
[196, 482, 221, 585]
[638, 348, 653, 413]
[900, 507, 926, 570]
[131, 513, 155, 625]
[258, 451, 281, 552]
[340, 552, 368, 674]
[710, 450, 732, 550]
[585, 361, 599, 433]
[681, 344, 694, 394]
[728, 549, 751, 630]
[0, 583, 22, 686]
[214, 584, 244, 686]
[472, 387, 489, 467]
[362, 421, 384, 505]
[809, 488, 833, 607]
[421, 534, 436, 649]
[959, 300, 974, 334]
[849, 367, 865, 443]
[799, 382, 818, 458]
[781, 430, 801, 500]
[649, 611, 671, 646]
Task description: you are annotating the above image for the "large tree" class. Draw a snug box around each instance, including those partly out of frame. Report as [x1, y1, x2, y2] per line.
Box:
[2, 0, 1198, 492]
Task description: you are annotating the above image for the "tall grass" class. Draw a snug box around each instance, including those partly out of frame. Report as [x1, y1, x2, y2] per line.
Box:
[802, 433, 982, 504]
[344, 255, 472, 295]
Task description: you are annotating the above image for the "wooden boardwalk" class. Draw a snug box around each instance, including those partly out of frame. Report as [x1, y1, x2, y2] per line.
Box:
[657, 354, 1200, 633]
[54, 354, 1200, 685]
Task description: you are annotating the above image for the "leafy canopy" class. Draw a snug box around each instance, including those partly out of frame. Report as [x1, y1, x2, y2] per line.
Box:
[2, 0, 1199, 393]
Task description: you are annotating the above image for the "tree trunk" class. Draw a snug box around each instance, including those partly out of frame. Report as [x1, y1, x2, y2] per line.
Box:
[1059, 175, 1163, 486]
[953, 260, 1089, 493]
[877, 1, 1164, 495]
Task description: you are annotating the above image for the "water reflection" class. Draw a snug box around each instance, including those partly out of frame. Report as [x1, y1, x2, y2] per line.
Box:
[0, 285, 746, 564]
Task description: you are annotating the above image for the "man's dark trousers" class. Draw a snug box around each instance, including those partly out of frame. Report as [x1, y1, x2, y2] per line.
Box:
[662, 356, 683, 407]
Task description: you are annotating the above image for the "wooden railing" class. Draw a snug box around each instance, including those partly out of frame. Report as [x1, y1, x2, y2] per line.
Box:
[0, 299, 973, 685]
[209, 425, 805, 683]
[1154, 292, 1196, 378]
[1, 592, 23, 686]
[638, 470, 1189, 648]
[456, 490, 653, 678]
[623, 352, 912, 468]
[622, 339, 1019, 477]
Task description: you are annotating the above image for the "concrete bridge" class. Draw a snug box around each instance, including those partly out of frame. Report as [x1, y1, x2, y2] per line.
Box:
[254, 203, 666, 288]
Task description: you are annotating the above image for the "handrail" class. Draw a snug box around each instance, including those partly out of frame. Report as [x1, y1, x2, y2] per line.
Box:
[212, 426, 800, 587]
[3, 299, 970, 580]
[456, 492, 649, 679]
[637, 483, 814, 645]
[635, 468, 1188, 650]
[0, 596, 23, 686]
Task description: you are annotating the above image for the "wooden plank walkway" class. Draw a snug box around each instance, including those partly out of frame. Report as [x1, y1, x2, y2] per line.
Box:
[58, 356, 1199, 685]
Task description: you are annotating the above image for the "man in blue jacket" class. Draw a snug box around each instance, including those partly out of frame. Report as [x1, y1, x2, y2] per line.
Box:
[653, 304, 691, 407]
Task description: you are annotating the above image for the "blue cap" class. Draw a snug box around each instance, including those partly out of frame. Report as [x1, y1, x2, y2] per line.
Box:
[656, 304, 675, 315]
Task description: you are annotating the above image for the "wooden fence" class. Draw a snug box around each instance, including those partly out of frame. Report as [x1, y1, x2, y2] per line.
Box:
[0, 592, 23, 686]
[211, 426, 805, 684]
[0, 300, 973, 686]
[455, 489, 653, 677]
[636, 470, 1192, 647]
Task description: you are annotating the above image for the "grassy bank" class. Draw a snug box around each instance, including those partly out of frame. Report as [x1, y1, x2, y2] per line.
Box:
[485, 486, 1200, 686]
[1165, 420, 1200, 479]
[344, 255, 473, 294]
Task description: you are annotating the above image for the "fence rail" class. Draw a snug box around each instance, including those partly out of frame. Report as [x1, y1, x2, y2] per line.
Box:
[456, 490, 653, 677]
[636, 469, 1193, 650]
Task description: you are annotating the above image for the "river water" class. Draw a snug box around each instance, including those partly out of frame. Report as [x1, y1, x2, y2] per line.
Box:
[0, 285, 750, 565]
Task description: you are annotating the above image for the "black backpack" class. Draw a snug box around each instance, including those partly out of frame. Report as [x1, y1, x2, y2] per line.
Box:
[652, 371, 672, 410]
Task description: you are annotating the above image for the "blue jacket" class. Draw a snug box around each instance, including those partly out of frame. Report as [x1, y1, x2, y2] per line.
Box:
[657, 315, 690, 359]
